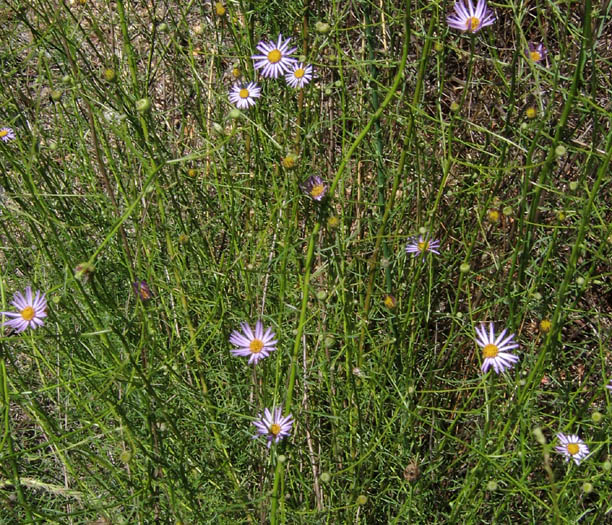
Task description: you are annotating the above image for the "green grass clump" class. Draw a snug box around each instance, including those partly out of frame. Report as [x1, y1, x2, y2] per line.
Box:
[1, 0, 611, 523]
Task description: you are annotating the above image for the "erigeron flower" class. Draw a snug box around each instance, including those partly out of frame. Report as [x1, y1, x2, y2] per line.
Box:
[133, 280, 153, 301]
[527, 42, 548, 63]
[229, 320, 277, 364]
[383, 294, 397, 309]
[285, 63, 313, 88]
[476, 323, 519, 374]
[405, 236, 440, 259]
[0, 127, 16, 142]
[228, 82, 261, 109]
[302, 175, 328, 201]
[253, 406, 293, 447]
[446, 0, 495, 33]
[555, 433, 589, 466]
[251, 34, 297, 79]
[1, 287, 47, 333]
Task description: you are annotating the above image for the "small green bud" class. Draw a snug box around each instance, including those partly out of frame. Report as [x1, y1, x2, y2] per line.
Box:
[277, 454, 286, 463]
[502, 206, 513, 216]
[533, 427, 547, 445]
[592, 411, 603, 423]
[320, 472, 331, 482]
[103, 68, 116, 82]
[324, 336, 335, 348]
[356, 495, 367, 505]
[136, 97, 151, 112]
[324, 87, 332, 96]
[50, 89, 62, 101]
[555, 144, 567, 157]
[120, 450, 132, 463]
[157, 23, 168, 32]
[434, 41, 443, 52]
[459, 263, 470, 273]
[450, 101, 460, 112]
[316, 290, 327, 301]
[62, 74, 71, 84]
[576, 276, 585, 286]
[486, 480, 498, 491]
[569, 181, 578, 191]
[602, 460, 612, 472]
[582, 482, 593, 494]
[229, 108, 241, 119]
[315, 21, 331, 34]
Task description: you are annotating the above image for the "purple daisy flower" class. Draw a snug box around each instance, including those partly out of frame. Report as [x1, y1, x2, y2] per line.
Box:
[229, 320, 277, 364]
[252, 406, 293, 448]
[555, 433, 589, 466]
[0, 127, 16, 142]
[447, 0, 496, 33]
[405, 236, 440, 259]
[251, 34, 297, 78]
[1, 287, 47, 333]
[476, 323, 519, 374]
[526, 42, 548, 63]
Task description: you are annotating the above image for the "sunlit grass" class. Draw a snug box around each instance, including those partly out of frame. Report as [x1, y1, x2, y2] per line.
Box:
[1, 1, 611, 523]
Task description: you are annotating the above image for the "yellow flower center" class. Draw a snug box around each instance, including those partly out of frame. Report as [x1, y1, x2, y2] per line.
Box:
[327, 216, 339, 228]
[539, 319, 552, 333]
[249, 339, 264, 353]
[467, 17, 480, 31]
[567, 443, 579, 456]
[530, 51, 541, 62]
[239, 88, 249, 99]
[282, 155, 297, 169]
[483, 343, 499, 359]
[215, 3, 226, 16]
[311, 184, 325, 198]
[232, 67, 241, 78]
[270, 423, 281, 435]
[417, 240, 429, 252]
[526, 107, 537, 119]
[383, 296, 395, 308]
[21, 306, 35, 321]
[294, 68, 305, 79]
[268, 49, 282, 63]
[487, 209, 500, 223]
[0, 130, 7, 138]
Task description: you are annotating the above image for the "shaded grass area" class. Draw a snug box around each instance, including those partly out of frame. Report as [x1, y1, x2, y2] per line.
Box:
[1, 0, 611, 523]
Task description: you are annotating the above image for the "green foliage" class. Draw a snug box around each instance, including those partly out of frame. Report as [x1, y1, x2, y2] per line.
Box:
[0, 0, 611, 523]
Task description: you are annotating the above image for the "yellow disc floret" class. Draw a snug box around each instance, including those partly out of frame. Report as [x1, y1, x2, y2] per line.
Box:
[483, 344, 499, 359]
[0, 130, 8, 138]
[215, 3, 226, 16]
[239, 88, 249, 99]
[268, 49, 282, 63]
[467, 17, 480, 31]
[567, 443, 579, 456]
[294, 68, 305, 79]
[530, 51, 541, 61]
[249, 339, 264, 353]
[270, 423, 281, 435]
[311, 184, 325, 198]
[417, 240, 429, 252]
[20, 306, 35, 321]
